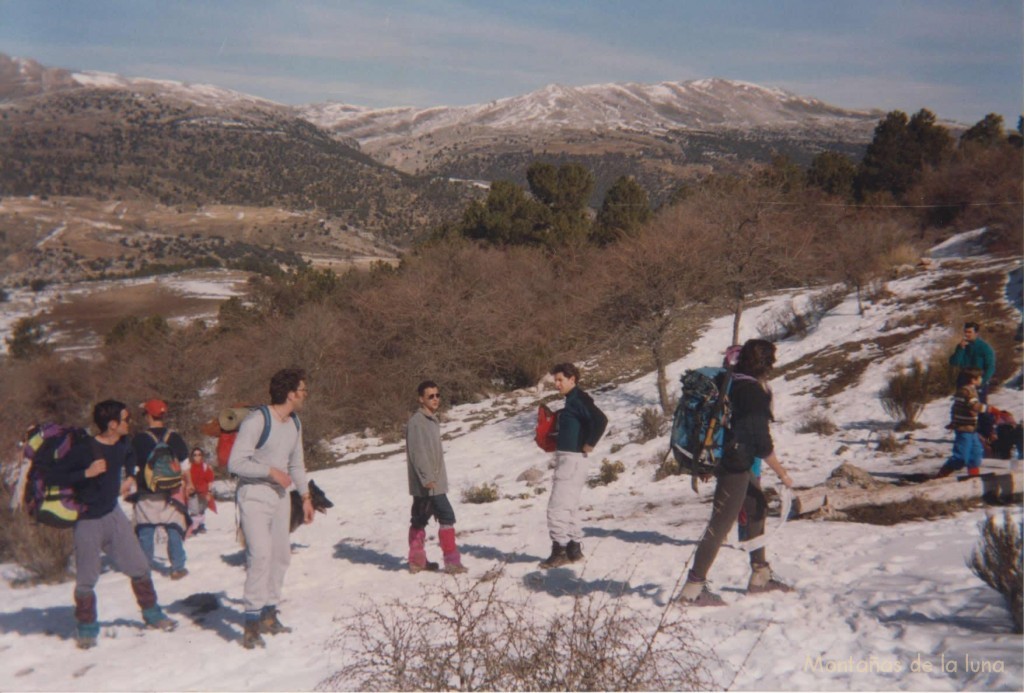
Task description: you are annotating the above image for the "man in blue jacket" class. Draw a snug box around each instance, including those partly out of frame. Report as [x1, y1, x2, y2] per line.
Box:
[49, 400, 177, 649]
[540, 363, 608, 569]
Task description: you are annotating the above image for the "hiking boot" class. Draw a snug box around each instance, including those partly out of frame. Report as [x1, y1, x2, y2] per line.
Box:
[242, 620, 266, 650]
[934, 466, 954, 479]
[76, 635, 97, 650]
[142, 606, 177, 632]
[409, 560, 440, 574]
[677, 578, 725, 607]
[443, 562, 468, 575]
[747, 563, 794, 594]
[76, 622, 99, 650]
[169, 569, 189, 581]
[438, 526, 467, 575]
[259, 606, 293, 635]
[539, 542, 570, 569]
[566, 540, 584, 563]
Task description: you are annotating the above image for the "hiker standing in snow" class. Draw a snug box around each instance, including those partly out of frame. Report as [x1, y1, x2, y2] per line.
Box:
[405, 380, 468, 574]
[228, 368, 314, 649]
[128, 399, 192, 580]
[48, 400, 177, 649]
[949, 321, 997, 437]
[187, 447, 216, 534]
[679, 339, 795, 605]
[539, 362, 608, 569]
[936, 367, 988, 478]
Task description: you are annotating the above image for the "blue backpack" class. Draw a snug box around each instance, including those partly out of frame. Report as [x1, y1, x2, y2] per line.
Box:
[670, 367, 734, 477]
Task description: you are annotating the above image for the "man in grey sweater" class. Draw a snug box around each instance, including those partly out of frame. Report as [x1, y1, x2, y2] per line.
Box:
[406, 380, 467, 574]
[228, 368, 314, 649]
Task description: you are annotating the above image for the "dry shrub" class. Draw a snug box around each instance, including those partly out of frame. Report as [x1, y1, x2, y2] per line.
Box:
[969, 510, 1023, 633]
[462, 482, 500, 504]
[796, 412, 839, 436]
[875, 432, 907, 453]
[654, 454, 680, 481]
[0, 500, 75, 585]
[588, 459, 626, 488]
[318, 575, 709, 691]
[880, 360, 938, 431]
[633, 407, 666, 444]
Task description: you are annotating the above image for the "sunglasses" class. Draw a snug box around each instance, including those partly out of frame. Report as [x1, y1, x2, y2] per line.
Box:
[426, 394, 441, 400]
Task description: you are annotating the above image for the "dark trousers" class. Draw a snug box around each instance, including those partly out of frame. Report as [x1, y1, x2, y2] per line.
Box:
[691, 471, 767, 581]
[410, 494, 456, 529]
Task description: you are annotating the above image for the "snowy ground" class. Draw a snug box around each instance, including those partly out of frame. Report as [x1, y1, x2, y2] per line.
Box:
[0, 231, 1021, 691]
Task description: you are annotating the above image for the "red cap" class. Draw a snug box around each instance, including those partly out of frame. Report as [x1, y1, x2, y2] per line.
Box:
[142, 399, 168, 419]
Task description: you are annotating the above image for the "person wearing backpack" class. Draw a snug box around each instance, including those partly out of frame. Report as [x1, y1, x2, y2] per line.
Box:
[46, 400, 177, 649]
[128, 399, 192, 580]
[678, 339, 795, 606]
[228, 368, 314, 650]
[539, 362, 608, 569]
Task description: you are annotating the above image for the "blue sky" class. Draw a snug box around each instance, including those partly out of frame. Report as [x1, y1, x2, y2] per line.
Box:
[1, 0, 1020, 124]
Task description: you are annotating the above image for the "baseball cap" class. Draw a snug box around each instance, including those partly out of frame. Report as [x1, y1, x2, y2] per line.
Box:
[142, 399, 168, 418]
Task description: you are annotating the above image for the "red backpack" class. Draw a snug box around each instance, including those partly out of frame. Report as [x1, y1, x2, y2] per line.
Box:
[535, 404, 559, 452]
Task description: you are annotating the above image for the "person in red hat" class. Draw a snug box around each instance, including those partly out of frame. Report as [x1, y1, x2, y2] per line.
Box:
[127, 399, 193, 580]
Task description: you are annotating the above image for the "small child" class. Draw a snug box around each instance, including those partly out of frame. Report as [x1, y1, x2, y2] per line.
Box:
[937, 368, 987, 478]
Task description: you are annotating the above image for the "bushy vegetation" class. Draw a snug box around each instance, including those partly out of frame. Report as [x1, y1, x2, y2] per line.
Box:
[462, 482, 500, 504]
[588, 459, 626, 488]
[320, 575, 709, 691]
[968, 510, 1023, 633]
[796, 411, 839, 436]
[880, 359, 943, 431]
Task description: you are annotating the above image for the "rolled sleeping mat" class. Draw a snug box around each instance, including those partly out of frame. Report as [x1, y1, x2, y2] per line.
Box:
[218, 407, 251, 432]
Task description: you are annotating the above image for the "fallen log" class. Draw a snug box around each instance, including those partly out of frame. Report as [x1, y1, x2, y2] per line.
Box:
[790, 471, 1024, 517]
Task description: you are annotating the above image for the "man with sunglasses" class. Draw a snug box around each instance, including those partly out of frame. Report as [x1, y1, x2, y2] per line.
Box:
[48, 400, 177, 649]
[405, 380, 468, 575]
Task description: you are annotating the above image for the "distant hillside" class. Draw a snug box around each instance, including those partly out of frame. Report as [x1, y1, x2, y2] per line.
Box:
[0, 55, 475, 243]
[301, 79, 883, 204]
[0, 53, 888, 236]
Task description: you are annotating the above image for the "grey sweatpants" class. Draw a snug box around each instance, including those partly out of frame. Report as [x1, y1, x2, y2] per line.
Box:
[238, 483, 292, 613]
[74, 506, 151, 590]
[690, 471, 767, 581]
[547, 451, 589, 544]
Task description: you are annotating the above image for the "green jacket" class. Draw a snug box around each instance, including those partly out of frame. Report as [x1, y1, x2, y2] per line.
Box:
[949, 337, 996, 384]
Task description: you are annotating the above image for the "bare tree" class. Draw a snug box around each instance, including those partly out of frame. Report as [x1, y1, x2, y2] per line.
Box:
[677, 177, 816, 345]
[593, 208, 715, 414]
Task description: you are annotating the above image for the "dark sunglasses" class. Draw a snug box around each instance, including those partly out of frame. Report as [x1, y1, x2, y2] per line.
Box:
[426, 393, 441, 400]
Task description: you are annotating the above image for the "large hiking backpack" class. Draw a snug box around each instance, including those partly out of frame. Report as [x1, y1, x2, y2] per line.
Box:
[22, 423, 91, 528]
[535, 404, 560, 452]
[670, 367, 733, 476]
[215, 405, 301, 465]
[142, 429, 183, 494]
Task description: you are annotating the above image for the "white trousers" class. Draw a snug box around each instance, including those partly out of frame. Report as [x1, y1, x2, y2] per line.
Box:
[546, 451, 589, 544]
[238, 483, 291, 613]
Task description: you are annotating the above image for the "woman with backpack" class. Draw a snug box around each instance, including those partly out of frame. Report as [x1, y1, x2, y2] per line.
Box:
[678, 339, 795, 606]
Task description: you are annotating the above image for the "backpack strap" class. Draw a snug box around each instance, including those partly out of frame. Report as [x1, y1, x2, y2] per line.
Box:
[256, 405, 272, 450]
[255, 406, 301, 450]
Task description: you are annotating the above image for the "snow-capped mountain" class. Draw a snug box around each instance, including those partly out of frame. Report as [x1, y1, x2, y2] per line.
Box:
[301, 78, 882, 145]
